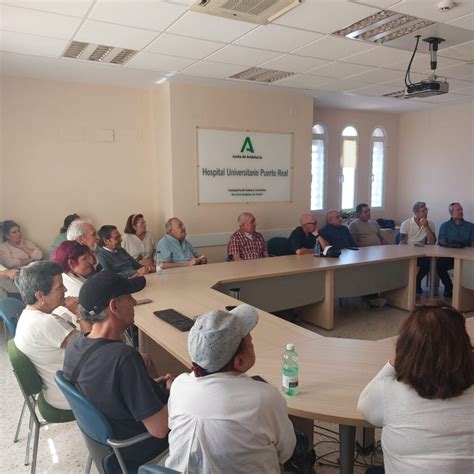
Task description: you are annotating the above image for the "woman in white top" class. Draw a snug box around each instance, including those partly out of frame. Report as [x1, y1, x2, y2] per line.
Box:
[122, 214, 155, 266]
[358, 302, 474, 474]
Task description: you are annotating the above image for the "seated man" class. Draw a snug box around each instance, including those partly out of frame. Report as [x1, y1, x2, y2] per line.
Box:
[289, 214, 329, 255]
[156, 218, 207, 269]
[166, 304, 297, 473]
[228, 212, 268, 260]
[319, 210, 356, 250]
[63, 271, 169, 466]
[400, 201, 436, 294]
[349, 204, 388, 247]
[437, 202, 473, 297]
[67, 219, 99, 252]
[97, 225, 154, 278]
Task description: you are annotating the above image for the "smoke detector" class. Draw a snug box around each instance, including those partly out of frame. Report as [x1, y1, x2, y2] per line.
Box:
[438, 0, 454, 12]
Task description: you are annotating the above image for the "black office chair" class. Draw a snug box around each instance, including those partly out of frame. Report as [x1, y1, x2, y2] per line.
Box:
[267, 237, 292, 257]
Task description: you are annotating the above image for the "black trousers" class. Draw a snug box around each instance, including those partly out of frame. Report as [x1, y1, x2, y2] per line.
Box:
[436, 257, 454, 291]
[416, 257, 431, 290]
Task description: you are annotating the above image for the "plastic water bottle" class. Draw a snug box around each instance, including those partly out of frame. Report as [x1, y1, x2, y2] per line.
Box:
[313, 240, 320, 257]
[156, 251, 162, 274]
[282, 343, 299, 396]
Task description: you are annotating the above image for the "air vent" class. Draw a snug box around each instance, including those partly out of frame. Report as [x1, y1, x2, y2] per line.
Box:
[189, 0, 301, 25]
[230, 67, 295, 83]
[62, 41, 138, 65]
[334, 10, 435, 44]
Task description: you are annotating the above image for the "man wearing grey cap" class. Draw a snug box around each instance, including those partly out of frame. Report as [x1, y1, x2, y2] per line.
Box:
[63, 270, 169, 468]
[165, 304, 297, 473]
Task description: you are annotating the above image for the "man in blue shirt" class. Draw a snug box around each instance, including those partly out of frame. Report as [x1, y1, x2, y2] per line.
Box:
[156, 218, 207, 269]
[319, 210, 357, 251]
[437, 202, 474, 297]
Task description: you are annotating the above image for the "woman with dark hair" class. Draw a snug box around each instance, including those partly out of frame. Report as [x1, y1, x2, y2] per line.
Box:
[358, 302, 474, 473]
[0, 220, 43, 268]
[122, 214, 155, 265]
[51, 240, 94, 297]
[14, 261, 78, 410]
[51, 213, 80, 250]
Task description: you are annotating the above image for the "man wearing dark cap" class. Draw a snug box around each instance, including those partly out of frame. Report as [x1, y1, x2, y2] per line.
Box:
[165, 304, 298, 473]
[63, 270, 169, 467]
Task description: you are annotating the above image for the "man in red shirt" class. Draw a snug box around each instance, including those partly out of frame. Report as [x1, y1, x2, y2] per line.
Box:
[227, 213, 268, 261]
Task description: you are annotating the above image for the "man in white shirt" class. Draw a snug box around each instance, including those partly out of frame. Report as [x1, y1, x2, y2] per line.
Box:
[165, 304, 299, 474]
[399, 201, 436, 294]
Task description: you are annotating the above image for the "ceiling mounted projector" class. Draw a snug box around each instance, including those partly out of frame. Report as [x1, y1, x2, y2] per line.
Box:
[404, 36, 449, 99]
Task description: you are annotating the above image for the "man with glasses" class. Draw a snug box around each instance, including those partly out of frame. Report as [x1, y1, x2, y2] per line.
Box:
[289, 214, 329, 255]
[400, 201, 436, 294]
[97, 225, 154, 278]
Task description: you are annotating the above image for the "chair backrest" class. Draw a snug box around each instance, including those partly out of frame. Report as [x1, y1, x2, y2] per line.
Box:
[395, 232, 401, 245]
[0, 297, 25, 338]
[7, 338, 43, 396]
[267, 237, 292, 257]
[55, 371, 113, 446]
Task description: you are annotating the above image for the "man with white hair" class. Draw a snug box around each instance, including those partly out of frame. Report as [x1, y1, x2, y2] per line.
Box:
[319, 210, 357, 250]
[66, 219, 99, 252]
[227, 212, 268, 261]
[166, 304, 304, 473]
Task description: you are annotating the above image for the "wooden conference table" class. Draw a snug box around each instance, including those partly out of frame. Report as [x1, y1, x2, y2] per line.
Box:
[134, 245, 474, 474]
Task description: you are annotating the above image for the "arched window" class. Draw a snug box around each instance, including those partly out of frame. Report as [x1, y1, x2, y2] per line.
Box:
[370, 127, 386, 208]
[340, 125, 358, 210]
[311, 123, 326, 211]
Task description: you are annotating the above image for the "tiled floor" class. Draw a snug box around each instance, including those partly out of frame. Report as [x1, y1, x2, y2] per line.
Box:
[1, 292, 470, 473]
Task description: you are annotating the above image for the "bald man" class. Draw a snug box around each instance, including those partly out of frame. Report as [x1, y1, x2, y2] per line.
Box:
[289, 214, 329, 255]
[319, 210, 357, 250]
[227, 213, 268, 261]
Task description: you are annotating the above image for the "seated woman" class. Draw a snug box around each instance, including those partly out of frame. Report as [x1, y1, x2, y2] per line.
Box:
[0, 220, 43, 269]
[51, 241, 94, 297]
[14, 261, 79, 410]
[122, 214, 156, 268]
[358, 302, 474, 474]
[51, 213, 79, 250]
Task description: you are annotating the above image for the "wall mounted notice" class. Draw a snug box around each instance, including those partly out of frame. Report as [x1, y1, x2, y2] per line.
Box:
[197, 128, 293, 203]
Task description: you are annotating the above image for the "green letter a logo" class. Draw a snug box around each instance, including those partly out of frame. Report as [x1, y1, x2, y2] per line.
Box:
[240, 136, 255, 153]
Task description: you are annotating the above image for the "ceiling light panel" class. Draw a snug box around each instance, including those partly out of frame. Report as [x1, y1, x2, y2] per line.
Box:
[235, 24, 324, 53]
[62, 41, 139, 65]
[1, 4, 83, 39]
[89, 0, 187, 32]
[230, 67, 295, 83]
[146, 33, 224, 60]
[167, 11, 256, 43]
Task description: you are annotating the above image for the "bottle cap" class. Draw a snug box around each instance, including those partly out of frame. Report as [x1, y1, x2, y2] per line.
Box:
[286, 343, 294, 351]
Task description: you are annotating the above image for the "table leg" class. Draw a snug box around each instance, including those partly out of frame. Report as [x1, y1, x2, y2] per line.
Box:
[429, 257, 437, 298]
[339, 424, 356, 474]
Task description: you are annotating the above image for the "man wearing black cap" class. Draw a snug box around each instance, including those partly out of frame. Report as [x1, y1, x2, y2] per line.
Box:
[63, 270, 170, 467]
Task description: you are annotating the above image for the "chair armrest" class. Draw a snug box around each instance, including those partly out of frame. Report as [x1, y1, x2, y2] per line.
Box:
[107, 431, 152, 448]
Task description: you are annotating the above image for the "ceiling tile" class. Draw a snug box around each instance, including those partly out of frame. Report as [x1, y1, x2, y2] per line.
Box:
[180, 61, 246, 79]
[261, 54, 330, 73]
[453, 85, 474, 95]
[206, 45, 281, 67]
[345, 45, 414, 67]
[0, 30, 68, 57]
[437, 61, 474, 79]
[275, 0, 380, 34]
[294, 36, 377, 61]
[125, 51, 195, 72]
[439, 41, 474, 61]
[235, 25, 323, 53]
[350, 0, 399, 8]
[389, 53, 463, 73]
[1, 0, 94, 17]
[447, 12, 474, 31]
[146, 33, 224, 59]
[445, 77, 474, 90]
[316, 78, 372, 92]
[167, 11, 256, 43]
[307, 61, 375, 79]
[1, 4, 82, 39]
[273, 74, 331, 89]
[349, 83, 403, 96]
[88, 0, 187, 32]
[348, 67, 408, 84]
[389, 0, 474, 23]
[75, 20, 159, 50]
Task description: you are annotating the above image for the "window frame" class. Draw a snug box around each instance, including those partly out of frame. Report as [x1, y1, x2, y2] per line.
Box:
[310, 122, 328, 212]
[369, 126, 387, 210]
[339, 124, 359, 212]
